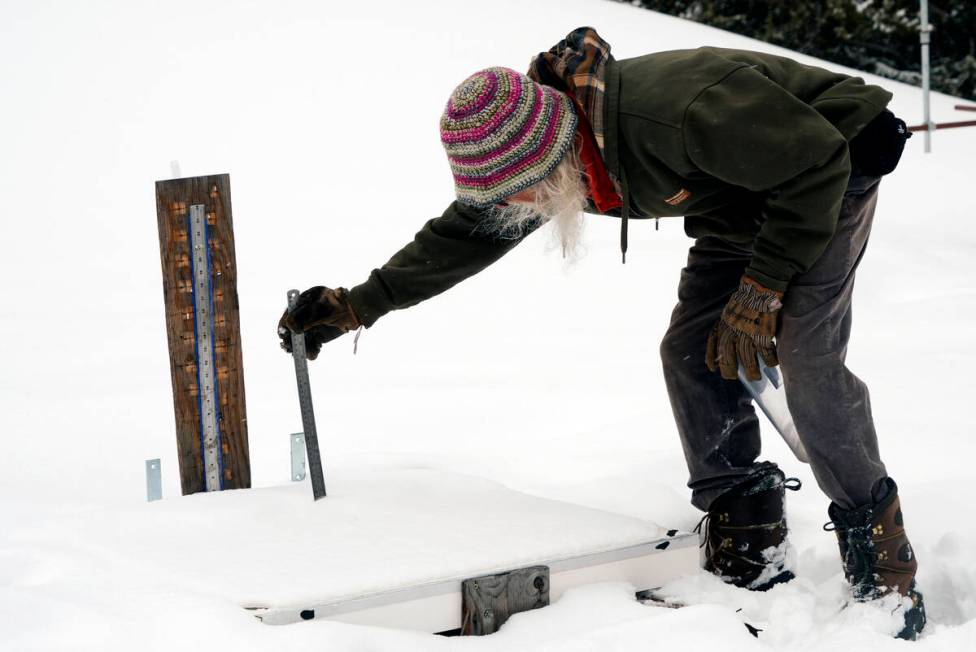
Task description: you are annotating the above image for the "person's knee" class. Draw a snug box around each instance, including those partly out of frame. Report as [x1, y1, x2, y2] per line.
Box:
[777, 334, 847, 383]
[777, 313, 849, 370]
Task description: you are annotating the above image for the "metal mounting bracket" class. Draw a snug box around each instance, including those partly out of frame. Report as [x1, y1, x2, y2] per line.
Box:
[290, 432, 306, 482]
[145, 458, 162, 502]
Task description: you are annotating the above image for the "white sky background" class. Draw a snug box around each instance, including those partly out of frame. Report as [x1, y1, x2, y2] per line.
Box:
[1, 1, 974, 649]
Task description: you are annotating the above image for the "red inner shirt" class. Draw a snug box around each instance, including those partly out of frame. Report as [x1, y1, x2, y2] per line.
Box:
[573, 100, 622, 214]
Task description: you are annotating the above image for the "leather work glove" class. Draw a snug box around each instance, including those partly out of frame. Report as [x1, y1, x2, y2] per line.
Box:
[706, 277, 784, 381]
[278, 286, 362, 360]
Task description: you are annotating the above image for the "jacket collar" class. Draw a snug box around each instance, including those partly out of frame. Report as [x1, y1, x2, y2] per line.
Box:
[603, 56, 631, 262]
[529, 27, 631, 261]
[603, 55, 622, 189]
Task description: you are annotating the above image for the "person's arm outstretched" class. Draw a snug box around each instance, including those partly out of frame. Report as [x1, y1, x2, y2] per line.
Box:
[348, 200, 540, 326]
[279, 200, 540, 358]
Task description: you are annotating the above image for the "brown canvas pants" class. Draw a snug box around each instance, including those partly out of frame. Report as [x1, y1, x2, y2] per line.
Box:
[661, 173, 888, 511]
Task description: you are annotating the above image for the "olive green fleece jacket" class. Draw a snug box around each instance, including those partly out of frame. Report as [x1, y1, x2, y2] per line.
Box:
[348, 47, 892, 327]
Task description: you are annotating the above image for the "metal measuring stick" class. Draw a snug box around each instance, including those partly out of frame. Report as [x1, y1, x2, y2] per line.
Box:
[286, 289, 327, 500]
[190, 204, 223, 491]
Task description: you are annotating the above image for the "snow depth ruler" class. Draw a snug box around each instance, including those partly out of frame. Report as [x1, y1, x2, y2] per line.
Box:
[286, 290, 327, 500]
[155, 174, 251, 495]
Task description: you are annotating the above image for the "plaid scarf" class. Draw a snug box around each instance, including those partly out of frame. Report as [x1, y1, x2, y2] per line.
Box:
[528, 27, 613, 159]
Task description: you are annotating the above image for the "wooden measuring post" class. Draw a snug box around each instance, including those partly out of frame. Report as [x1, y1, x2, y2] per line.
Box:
[155, 174, 251, 495]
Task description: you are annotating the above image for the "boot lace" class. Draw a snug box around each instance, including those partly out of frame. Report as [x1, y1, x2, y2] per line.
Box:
[696, 476, 802, 568]
[824, 508, 883, 601]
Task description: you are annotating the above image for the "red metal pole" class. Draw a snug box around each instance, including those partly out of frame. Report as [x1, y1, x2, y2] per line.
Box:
[907, 120, 976, 132]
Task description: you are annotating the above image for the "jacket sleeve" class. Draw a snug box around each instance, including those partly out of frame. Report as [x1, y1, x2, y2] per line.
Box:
[683, 66, 852, 292]
[347, 200, 540, 327]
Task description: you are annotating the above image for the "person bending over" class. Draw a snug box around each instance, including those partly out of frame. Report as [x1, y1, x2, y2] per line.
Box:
[279, 27, 922, 640]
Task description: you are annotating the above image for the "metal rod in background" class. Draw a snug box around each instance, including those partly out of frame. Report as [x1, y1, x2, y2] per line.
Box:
[287, 290, 327, 500]
[908, 119, 976, 132]
[920, 0, 933, 153]
[908, 105, 976, 132]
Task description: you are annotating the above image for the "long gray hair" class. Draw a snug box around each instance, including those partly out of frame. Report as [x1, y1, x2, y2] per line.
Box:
[484, 142, 589, 260]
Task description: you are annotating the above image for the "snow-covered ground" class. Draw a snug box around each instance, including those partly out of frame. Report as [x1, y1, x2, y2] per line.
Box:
[2, 0, 974, 649]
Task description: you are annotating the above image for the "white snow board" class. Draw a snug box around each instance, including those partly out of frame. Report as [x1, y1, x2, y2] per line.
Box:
[248, 532, 697, 632]
[235, 468, 698, 633]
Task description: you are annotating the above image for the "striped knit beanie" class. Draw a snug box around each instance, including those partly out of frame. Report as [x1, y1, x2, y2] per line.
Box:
[440, 67, 578, 208]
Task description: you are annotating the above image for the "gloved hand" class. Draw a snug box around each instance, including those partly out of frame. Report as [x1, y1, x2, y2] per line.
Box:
[278, 286, 362, 360]
[706, 276, 783, 381]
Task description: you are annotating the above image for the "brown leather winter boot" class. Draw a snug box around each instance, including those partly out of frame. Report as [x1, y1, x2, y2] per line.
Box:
[698, 462, 801, 591]
[826, 477, 926, 640]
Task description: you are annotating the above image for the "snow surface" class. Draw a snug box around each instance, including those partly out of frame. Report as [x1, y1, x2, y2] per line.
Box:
[2, 0, 975, 649]
[6, 466, 673, 609]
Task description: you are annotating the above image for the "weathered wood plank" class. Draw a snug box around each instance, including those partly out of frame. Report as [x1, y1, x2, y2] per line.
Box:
[461, 566, 549, 635]
[155, 174, 250, 495]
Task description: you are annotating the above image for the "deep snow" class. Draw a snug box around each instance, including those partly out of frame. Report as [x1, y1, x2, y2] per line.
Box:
[1, 0, 975, 650]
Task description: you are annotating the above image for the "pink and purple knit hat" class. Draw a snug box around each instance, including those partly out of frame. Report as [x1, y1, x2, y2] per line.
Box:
[440, 67, 578, 208]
